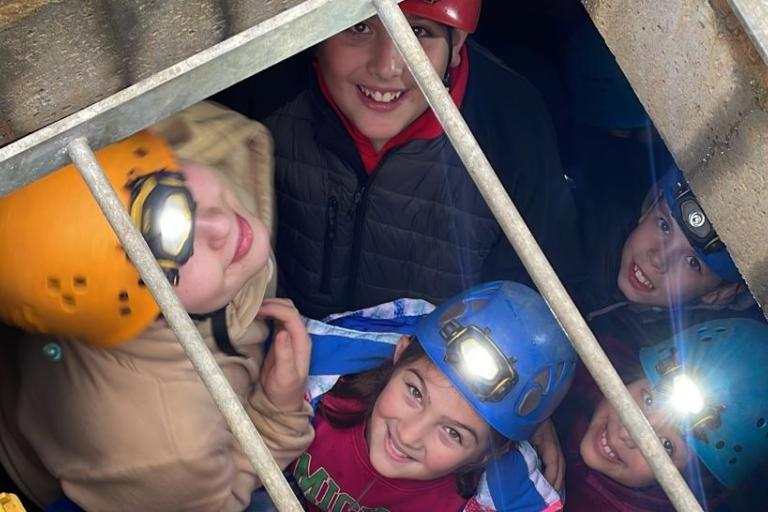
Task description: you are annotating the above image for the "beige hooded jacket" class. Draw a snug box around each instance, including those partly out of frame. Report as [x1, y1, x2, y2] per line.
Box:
[0, 102, 314, 512]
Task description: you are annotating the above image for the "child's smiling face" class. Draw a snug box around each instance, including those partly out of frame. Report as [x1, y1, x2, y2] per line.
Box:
[174, 161, 270, 314]
[366, 339, 491, 481]
[580, 378, 690, 487]
[316, 15, 466, 152]
[617, 199, 723, 307]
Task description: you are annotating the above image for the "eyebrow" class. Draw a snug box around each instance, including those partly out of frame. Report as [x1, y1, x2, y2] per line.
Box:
[406, 368, 481, 445]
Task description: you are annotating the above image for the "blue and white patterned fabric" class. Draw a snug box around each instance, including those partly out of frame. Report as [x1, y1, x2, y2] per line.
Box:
[304, 299, 563, 512]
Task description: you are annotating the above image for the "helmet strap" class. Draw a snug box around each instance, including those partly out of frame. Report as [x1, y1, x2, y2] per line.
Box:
[190, 307, 246, 358]
[442, 28, 453, 87]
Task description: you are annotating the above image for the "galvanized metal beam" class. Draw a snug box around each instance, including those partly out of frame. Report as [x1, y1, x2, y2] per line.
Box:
[728, 0, 768, 66]
[0, 0, 382, 197]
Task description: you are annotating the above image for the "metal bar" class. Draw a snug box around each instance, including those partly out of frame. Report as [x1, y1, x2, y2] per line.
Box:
[727, 0, 768, 67]
[66, 137, 303, 512]
[0, 0, 382, 197]
[372, 1, 703, 511]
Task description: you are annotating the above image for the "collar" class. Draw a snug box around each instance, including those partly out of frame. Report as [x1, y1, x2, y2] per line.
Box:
[314, 45, 470, 174]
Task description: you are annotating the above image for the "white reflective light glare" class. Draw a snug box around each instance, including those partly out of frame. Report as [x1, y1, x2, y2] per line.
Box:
[460, 337, 500, 381]
[158, 194, 193, 254]
[669, 374, 704, 415]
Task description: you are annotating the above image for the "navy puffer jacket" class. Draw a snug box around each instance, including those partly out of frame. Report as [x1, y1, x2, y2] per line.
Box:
[267, 40, 581, 319]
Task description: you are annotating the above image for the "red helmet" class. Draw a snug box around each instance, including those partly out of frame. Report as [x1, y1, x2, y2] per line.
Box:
[400, 0, 482, 33]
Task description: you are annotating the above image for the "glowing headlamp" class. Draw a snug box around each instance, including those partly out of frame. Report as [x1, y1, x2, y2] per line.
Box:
[128, 171, 195, 285]
[668, 179, 723, 255]
[655, 350, 723, 442]
[441, 320, 517, 402]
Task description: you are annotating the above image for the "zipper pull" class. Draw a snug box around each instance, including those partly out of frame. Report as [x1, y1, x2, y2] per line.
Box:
[326, 197, 338, 240]
[347, 186, 365, 221]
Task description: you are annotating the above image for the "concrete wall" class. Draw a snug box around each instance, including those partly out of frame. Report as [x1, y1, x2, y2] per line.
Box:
[584, 0, 768, 317]
[0, 0, 302, 146]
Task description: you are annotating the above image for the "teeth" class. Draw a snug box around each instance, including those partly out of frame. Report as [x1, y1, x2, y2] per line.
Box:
[360, 85, 403, 103]
[633, 264, 654, 289]
[601, 430, 617, 460]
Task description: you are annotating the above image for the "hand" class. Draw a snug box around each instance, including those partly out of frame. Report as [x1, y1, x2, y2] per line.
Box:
[257, 298, 311, 412]
[531, 419, 565, 491]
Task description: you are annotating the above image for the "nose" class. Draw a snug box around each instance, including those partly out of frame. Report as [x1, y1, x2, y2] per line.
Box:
[397, 415, 428, 450]
[617, 423, 637, 449]
[367, 33, 404, 81]
[195, 207, 231, 250]
[647, 247, 669, 273]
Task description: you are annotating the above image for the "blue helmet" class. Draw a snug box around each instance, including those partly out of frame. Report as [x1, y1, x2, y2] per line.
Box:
[662, 168, 741, 282]
[640, 318, 768, 489]
[413, 281, 577, 440]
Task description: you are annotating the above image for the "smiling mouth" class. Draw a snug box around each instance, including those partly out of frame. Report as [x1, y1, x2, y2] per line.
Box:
[629, 262, 655, 291]
[358, 85, 405, 104]
[384, 428, 413, 464]
[231, 214, 253, 264]
[597, 428, 622, 465]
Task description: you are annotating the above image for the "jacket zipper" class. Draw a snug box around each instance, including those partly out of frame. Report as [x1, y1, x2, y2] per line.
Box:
[320, 196, 338, 293]
[346, 156, 390, 305]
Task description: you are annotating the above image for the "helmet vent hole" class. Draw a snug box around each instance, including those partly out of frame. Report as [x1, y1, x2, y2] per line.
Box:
[73, 276, 87, 289]
[757, 418, 766, 428]
[517, 388, 542, 417]
[734, 445, 743, 452]
[438, 303, 466, 325]
[47, 277, 61, 292]
[134, 147, 149, 158]
[137, 279, 146, 287]
[468, 299, 487, 312]
[553, 361, 565, 384]
[729, 458, 738, 465]
[120, 306, 132, 316]
[119, 291, 129, 302]
[533, 369, 551, 392]
[716, 440, 725, 449]
[61, 294, 76, 310]
[701, 335, 712, 343]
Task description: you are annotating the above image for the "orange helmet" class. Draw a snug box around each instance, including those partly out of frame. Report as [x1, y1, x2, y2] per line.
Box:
[0, 131, 182, 347]
[400, 0, 482, 33]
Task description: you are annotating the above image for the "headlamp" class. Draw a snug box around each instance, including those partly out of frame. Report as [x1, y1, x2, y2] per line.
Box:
[441, 319, 518, 402]
[655, 350, 722, 442]
[668, 178, 723, 255]
[668, 374, 704, 415]
[128, 171, 196, 285]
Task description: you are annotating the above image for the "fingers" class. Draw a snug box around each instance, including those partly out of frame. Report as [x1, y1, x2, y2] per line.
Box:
[257, 298, 311, 377]
[532, 419, 565, 490]
[270, 331, 298, 379]
[257, 298, 312, 412]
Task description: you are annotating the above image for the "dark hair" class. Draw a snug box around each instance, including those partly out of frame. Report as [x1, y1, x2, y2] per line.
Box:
[317, 336, 514, 498]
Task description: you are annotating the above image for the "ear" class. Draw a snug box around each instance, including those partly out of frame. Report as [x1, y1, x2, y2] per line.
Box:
[449, 30, 468, 68]
[393, 335, 412, 363]
[700, 282, 746, 305]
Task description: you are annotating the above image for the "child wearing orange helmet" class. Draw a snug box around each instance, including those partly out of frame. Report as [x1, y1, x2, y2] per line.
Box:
[0, 102, 314, 512]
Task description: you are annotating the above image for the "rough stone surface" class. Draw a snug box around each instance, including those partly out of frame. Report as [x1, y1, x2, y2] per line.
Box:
[0, 0, 299, 146]
[584, 0, 768, 317]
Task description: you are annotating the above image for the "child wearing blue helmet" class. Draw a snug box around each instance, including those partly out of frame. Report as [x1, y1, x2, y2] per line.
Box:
[563, 317, 768, 511]
[583, 165, 757, 352]
[287, 281, 577, 512]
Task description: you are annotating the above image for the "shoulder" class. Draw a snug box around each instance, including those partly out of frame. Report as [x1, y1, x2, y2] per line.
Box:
[266, 87, 325, 134]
